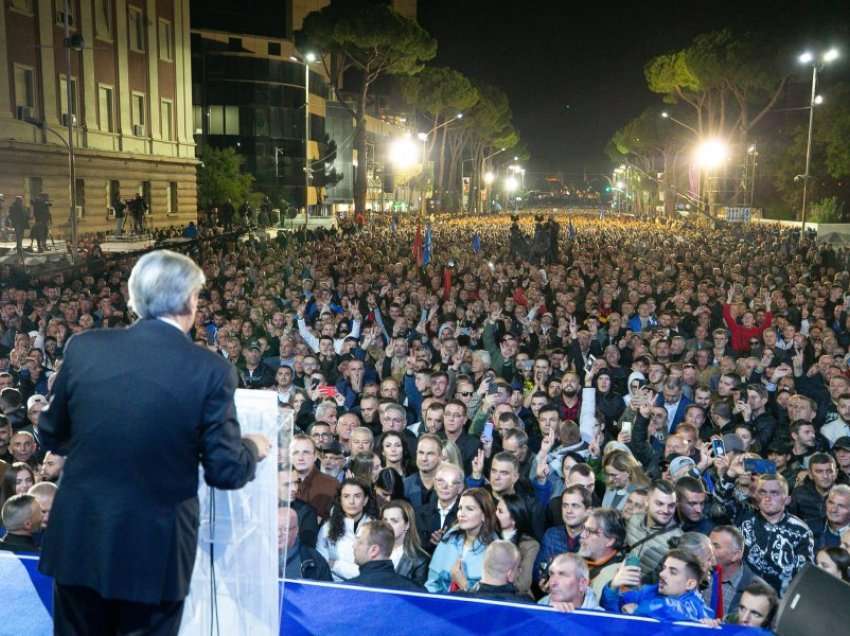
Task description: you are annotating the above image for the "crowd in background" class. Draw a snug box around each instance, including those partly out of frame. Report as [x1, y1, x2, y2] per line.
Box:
[3, 211, 850, 629]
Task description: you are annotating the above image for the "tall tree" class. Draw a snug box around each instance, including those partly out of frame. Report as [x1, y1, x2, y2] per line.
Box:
[197, 146, 254, 210]
[645, 29, 789, 143]
[297, 1, 436, 213]
[401, 67, 479, 202]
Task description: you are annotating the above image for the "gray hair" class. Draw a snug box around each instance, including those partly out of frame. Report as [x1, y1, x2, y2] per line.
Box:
[473, 350, 491, 368]
[128, 250, 205, 319]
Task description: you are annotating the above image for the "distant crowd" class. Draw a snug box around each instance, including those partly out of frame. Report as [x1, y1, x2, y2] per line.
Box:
[4, 211, 850, 629]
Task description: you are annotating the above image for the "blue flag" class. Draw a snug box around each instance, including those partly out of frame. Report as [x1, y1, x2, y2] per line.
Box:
[472, 232, 481, 254]
[423, 224, 432, 266]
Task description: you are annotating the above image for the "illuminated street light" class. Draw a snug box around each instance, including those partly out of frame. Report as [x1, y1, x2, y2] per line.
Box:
[798, 47, 840, 232]
[304, 51, 317, 63]
[505, 176, 519, 192]
[694, 138, 729, 169]
[616, 181, 625, 189]
[824, 48, 840, 63]
[814, 94, 824, 105]
[661, 111, 669, 118]
[483, 171, 495, 185]
[389, 134, 419, 170]
[417, 132, 428, 141]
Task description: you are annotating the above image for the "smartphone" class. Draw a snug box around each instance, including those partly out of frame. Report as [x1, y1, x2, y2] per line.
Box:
[487, 381, 499, 395]
[712, 439, 726, 458]
[625, 554, 641, 568]
[482, 422, 494, 443]
[743, 458, 777, 474]
[621, 421, 632, 435]
[587, 354, 597, 366]
[317, 385, 339, 399]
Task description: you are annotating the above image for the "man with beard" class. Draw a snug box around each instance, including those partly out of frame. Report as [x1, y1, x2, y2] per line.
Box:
[558, 372, 582, 422]
[624, 479, 682, 579]
[534, 485, 590, 585]
[602, 549, 713, 621]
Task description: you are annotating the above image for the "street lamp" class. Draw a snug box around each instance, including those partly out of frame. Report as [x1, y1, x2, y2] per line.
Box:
[693, 138, 730, 219]
[483, 172, 495, 185]
[660, 111, 698, 135]
[389, 134, 419, 170]
[798, 47, 839, 233]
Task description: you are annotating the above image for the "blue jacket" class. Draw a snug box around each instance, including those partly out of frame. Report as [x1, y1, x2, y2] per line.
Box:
[654, 394, 692, 435]
[425, 530, 488, 594]
[601, 583, 713, 622]
[627, 314, 657, 333]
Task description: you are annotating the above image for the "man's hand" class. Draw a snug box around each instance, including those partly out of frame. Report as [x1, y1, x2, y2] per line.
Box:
[244, 433, 271, 461]
[611, 563, 642, 588]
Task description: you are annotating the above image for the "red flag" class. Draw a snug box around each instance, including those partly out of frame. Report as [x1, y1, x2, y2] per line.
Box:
[412, 221, 423, 267]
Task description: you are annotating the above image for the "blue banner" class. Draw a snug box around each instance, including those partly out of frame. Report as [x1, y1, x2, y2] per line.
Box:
[0, 554, 766, 636]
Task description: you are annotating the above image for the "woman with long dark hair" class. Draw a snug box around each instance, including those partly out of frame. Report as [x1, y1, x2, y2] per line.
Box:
[425, 487, 498, 593]
[316, 479, 373, 581]
[377, 431, 411, 476]
[374, 468, 406, 506]
[494, 493, 540, 597]
[382, 500, 429, 586]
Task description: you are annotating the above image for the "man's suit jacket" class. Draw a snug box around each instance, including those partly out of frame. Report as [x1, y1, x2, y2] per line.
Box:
[37, 319, 258, 604]
[416, 499, 458, 553]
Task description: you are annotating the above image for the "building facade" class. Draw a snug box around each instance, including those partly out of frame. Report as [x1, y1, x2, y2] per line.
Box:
[0, 0, 197, 236]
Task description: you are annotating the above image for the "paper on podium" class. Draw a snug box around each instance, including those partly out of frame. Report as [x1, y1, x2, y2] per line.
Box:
[179, 389, 281, 636]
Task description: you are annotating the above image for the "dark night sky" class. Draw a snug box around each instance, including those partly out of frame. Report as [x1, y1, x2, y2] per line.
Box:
[418, 0, 850, 180]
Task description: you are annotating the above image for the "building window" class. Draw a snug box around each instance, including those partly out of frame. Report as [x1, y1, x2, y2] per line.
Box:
[98, 85, 114, 132]
[10, 0, 34, 16]
[128, 6, 145, 52]
[59, 75, 78, 123]
[95, 0, 112, 40]
[225, 106, 239, 136]
[107, 179, 120, 209]
[268, 42, 281, 56]
[160, 99, 173, 141]
[14, 65, 36, 112]
[158, 19, 173, 62]
[54, 0, 75, 27]
[167, 182, 178, 214]
[132, 92, 146, 135]
[75, 178, 85, 216]
[207, 106, 240, 136]
[193, 105, 203, 134]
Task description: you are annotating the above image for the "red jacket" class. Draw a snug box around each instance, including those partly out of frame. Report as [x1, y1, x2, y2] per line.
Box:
[722, 303, 772, 353]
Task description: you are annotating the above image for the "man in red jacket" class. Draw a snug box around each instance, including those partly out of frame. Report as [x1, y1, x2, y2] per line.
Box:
[722, 288, 772, 354]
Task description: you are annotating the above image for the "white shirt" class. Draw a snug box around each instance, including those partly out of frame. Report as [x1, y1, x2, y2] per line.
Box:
[822, 419, 850, 446]
[157, 316, 184, 332]
[664, 399, 681, 432]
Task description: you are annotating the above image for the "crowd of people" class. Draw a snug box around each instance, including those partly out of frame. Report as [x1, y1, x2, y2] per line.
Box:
[3, 210, 850, 630]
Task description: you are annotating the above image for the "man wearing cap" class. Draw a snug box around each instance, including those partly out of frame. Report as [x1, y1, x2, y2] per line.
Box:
[239, 340, 276, 389]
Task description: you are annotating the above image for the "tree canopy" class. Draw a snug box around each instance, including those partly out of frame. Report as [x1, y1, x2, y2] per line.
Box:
[197, 146, 254, 210]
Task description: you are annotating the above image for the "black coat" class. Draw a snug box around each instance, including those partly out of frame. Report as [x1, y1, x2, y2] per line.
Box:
[346, 559, 426, 593]
[416, 499, 458, 553]
[396, 551, 429, 586]
[37, 319, 259, 604]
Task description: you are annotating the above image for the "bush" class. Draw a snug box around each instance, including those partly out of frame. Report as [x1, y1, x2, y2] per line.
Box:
[809, 196, 846, 223]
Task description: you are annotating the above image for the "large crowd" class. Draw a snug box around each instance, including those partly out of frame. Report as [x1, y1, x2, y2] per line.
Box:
[3, 211, 850, 629]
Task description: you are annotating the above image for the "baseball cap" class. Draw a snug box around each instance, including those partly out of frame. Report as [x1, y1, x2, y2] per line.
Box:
[832, 436, 850, 452]
[27, 394, 48, 410]
[722, 433, 745, 454]
[246, 340, 261, 351]
[669, 455, 697, 477]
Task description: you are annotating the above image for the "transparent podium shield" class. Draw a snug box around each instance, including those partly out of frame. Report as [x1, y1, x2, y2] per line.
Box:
[179, 390, 284, 636]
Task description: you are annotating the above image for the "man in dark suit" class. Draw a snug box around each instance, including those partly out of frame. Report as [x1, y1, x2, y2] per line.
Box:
[416, 463, 463, 553]
[0, 493, 42, 553]
[347, 521, 425, 592]
[37, 249, 270, 636]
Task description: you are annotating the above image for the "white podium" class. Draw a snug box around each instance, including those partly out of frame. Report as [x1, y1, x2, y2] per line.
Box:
[179, 390, 281, 636]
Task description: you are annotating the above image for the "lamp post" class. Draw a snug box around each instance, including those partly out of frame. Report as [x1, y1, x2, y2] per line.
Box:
[798, 48, 839, 233]
[62, 0, 81, 261]
[291, 52, 318, 225]
[660, 111, 698, 135]
[505, 175, 519, 212]
[417, 113, 463, 207]
[693, 138, 729, 221]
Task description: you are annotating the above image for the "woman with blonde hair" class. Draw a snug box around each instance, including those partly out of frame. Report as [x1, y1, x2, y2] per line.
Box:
[601, 449, 648, 510]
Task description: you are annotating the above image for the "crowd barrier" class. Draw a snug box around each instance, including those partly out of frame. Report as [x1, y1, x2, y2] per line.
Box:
[1, 553, 768, 635]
